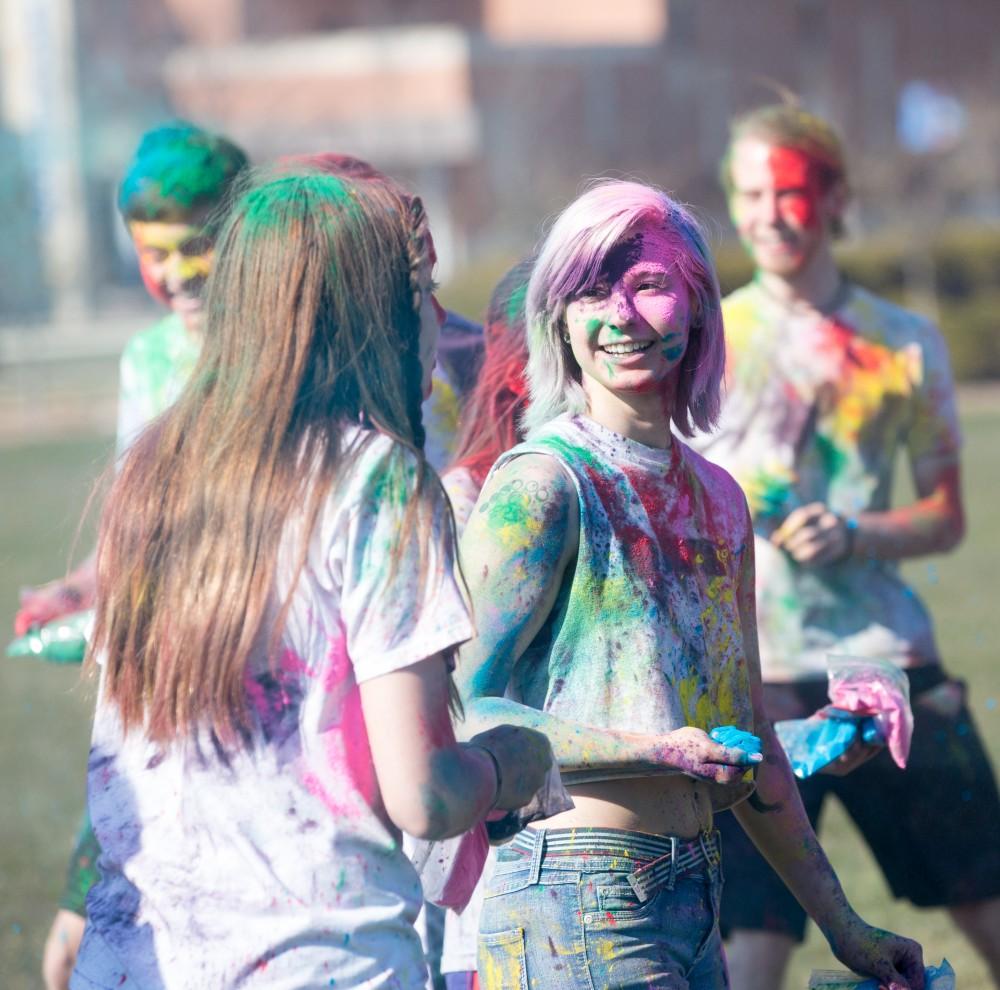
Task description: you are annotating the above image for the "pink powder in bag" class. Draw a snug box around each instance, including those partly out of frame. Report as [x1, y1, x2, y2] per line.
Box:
[826, 655, 913, 768]
[409, 822, 490, 913]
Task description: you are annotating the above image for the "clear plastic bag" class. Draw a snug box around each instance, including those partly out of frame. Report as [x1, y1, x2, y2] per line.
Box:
[406, 823, 490, 913]
[775, 707, 881, 779]
[808, 957, 954, 989]
[827, 654, 913, 768]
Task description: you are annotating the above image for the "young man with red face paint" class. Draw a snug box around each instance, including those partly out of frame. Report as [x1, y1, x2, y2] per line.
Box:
[18, 123, 248, 638]
[695, 105, 1000, 990]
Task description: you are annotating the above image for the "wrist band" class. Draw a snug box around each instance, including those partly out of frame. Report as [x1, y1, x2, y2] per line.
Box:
[839, 515, 858, 561]
[466, 743, 503, 810]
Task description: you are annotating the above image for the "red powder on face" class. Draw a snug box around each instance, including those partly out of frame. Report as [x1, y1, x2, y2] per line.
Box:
[767, 147, 823, 229]
[137, 257, 171, 307]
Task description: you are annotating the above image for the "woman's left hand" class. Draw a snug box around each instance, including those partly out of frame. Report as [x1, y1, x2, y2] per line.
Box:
[829, 920, 925, 990]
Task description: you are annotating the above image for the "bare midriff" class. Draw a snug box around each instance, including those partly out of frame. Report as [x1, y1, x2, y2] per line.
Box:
[542, 774, 714, 838]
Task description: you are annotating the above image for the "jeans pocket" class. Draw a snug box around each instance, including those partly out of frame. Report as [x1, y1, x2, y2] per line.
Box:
[596, 882, 649, 918]
[477, 928, 528, 990]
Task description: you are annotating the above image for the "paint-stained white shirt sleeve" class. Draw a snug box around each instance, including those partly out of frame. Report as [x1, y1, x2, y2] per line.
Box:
[336, 443, 473, 684]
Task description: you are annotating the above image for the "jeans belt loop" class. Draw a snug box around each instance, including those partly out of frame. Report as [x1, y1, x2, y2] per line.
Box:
[527, 828, 545, 886]
[667, 834, 679, 891]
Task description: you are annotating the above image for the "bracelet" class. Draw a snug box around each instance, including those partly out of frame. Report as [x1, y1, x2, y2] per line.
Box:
[465, 743, 503, 810]
[838, 514, 859, 562]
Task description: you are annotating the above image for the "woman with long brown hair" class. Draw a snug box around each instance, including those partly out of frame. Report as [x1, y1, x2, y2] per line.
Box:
[70, 168, 551, 990]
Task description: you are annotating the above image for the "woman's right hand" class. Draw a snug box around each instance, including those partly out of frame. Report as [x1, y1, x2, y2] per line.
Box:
[468, 724, 553, 810]
[653, 726, 761, 785]
[14, 582, 84, 636]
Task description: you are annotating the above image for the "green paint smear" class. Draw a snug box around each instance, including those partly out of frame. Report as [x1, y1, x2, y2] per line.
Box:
[535, 433, 601, 470]
[585, 318, 603, 341]
[814, 432, 847, 479]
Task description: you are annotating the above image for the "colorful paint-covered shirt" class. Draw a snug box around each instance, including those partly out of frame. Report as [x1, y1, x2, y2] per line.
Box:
[116, 313, 200, 457]
[490, 415, 755, 797]
[696, 282, 961, 681]
[76, 431, 473, 990]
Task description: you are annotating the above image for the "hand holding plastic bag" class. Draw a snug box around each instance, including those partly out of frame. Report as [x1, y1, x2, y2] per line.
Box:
[809, 957, 955, 989]
[6, 609, 93, 665]
[827, 655, 912, 768]
[775, 708, 883, 779]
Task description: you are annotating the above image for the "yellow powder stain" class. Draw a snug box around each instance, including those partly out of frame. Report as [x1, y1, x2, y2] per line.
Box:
[594, 938, 617, 962]
[832, 346, 913, 442]
[705, 575, 734, 604]
[479, 935, 524, 990]
[495, 513, 543, 554]
[714, 666, 738, 724]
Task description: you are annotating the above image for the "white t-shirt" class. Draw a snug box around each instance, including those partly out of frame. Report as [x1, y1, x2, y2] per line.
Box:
[73, 430, 474, 990]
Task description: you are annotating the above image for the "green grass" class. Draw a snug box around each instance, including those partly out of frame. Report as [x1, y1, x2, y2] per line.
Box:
[0, 437, 112, 988]
[0, 411, 998, 989]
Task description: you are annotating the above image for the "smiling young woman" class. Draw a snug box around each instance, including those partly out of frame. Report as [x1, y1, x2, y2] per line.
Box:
[455, 180, 925, 989]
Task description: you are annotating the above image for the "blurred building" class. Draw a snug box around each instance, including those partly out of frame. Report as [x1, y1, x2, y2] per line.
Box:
[1, 0, 998, 322]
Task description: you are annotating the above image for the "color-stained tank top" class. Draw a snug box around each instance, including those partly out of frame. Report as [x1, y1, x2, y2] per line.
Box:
[493, 415, 756, 806]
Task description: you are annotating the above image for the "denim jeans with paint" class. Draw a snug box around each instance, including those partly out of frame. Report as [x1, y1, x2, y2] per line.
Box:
[477, 827, 728, 990]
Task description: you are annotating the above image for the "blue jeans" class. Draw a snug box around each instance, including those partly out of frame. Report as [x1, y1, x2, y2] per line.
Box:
[477, 827, 728, 990]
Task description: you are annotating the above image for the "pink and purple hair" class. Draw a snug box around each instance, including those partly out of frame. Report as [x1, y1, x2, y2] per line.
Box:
[524, 179, 725, 438]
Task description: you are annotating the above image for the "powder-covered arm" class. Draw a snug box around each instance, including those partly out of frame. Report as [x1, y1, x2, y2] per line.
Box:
[771, 452, 964, 566]
[455, 454, 754, 780]
[731, 513, 925, 989]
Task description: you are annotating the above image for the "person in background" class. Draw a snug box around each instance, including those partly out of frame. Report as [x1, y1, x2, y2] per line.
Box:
[696, 103, 1000, 990]
[284, 152, 483, 474]
[70, 168, 552, 990]
[441, 260, 532, 530]
[437, 260, 532, 990]
[34, 120, 249, 990]
[456, 178, 924, 990]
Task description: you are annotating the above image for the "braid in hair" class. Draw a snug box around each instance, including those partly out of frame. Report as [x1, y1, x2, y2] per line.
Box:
[403, 194, 430, 452]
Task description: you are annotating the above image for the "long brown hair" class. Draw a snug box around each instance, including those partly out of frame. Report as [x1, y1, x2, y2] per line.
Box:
[92, 168, 437, 744]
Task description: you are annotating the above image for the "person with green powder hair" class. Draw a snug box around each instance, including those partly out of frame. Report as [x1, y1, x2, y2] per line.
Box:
[70, 167, 551, 990]
[30, 120, 249, 990]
